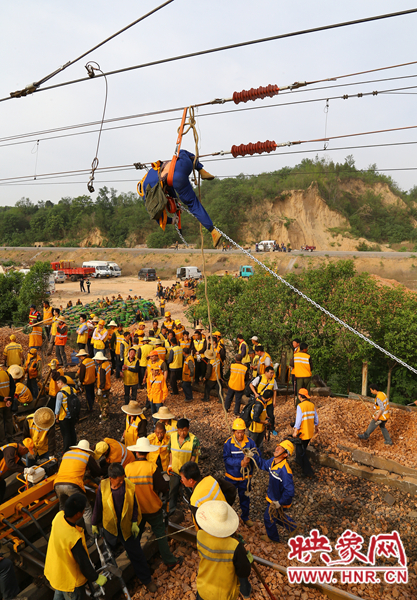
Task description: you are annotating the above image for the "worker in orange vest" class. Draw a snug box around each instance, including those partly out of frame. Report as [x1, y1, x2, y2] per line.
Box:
[55, 318, 68, 368]
[28, 305, 42, 350]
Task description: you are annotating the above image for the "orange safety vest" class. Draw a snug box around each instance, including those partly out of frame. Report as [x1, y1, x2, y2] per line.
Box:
[55, 327, 68, 346]
[104, 438, 135, 467]
[115, 332, 125, 354]
[208, 357, 221, 382]
[55, 449, 91, 491]
[98, 362, 111, 391]
[228, 363, 247, 391]
[298, 400, 316, 440]
[147, 374, 168, 405]
[147, 432, 170, 471]
[25, 355, 39, 379]
[258, 352, 272, 375]
[373, 391, 390, 421]
[16, 383, 33, 404]
[182, 356, 195, 382]
[0, 443, 19, 476]
[125, 459, 162, 514]
[124, 415, 146, 447]
[293, 352, 311, 378]
[79, 358, 96, 385]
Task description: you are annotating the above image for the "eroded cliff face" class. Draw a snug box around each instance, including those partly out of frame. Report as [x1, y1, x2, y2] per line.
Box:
[243, 182, 391, 251]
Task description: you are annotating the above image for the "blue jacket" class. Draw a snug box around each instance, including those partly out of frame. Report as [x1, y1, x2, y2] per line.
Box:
[223, 435, 259, 482]
[258, 457, 294, 507]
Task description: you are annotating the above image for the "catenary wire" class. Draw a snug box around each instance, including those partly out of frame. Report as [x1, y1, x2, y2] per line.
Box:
[2, 8, 417, 103]
[1, 82, 417, 150]
[2, 71, 417, 146]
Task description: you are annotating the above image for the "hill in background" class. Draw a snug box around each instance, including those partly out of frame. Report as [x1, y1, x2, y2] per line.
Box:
[1, 156, 417, 250]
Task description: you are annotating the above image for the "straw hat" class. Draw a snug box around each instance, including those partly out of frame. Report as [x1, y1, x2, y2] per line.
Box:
[70, 440, 94, 454]
[204, 349, 216, 360]
[76, 349, 88, 357]
[153, 406, 175, 420]
[127, 438, 160, 453]
[58, 317, 66, 323]
[142, 336, 150, 342]
[34, 407, 55, 431]
[121, 401, 144, 416]
[8, 365, 24, 380]
[196, 500, 239, 538]
[92, 316, 100, 323]
[108, 320, 117, 327]
[93, 441, 109, 460]
[152, 340, 163, 346]
[94, 351, 107, 361]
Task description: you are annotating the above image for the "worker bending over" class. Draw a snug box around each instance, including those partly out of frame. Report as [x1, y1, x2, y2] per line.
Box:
[195, 500, 251, 600]
[45, 493, 106, 599]
[22, 407, 56, 467]
[138, 149, 222, 248]
[250, 366, 277, 433]
[358, 383, 393, 445]
[179, 462, 226, 524]
[92, 462, 157, 593]
[258, 441, 296, 543]
[224, 418, 259, 527]
[0, 442, 30, 503]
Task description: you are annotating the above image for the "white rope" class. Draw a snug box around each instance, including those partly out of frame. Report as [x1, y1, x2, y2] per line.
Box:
[180, 204, 417, 376]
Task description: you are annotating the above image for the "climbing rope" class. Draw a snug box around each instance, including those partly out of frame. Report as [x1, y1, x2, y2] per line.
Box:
[268, 503, 299, 537]
[178, 205, 417, 376]
[240, 444, 260, 497]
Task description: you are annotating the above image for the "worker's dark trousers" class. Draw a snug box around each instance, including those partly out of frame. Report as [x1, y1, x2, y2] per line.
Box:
[168, 473, 182, 515]
[139, 366, 147, 389]
[203, 379, 221, 402]
[55, 344, 68, 367]
[295, 438, 314, 476]
[110, 349, 116, 373]
[77, 342, 86, 351]
[264, 505, 296, 542]
[27, 376, 39, 399]
[44, 325, 51, 341]
[138, 509, 177, 565]
[0, 556, 20, 599]
[87, 338, 94, 358]
[115, 358, 123, 379]
[266, 403, 275, 431]
[295, 377, 311, 404]
[59, 418, 77, 453]
[124, 384, 138, 404]
[224, 387, 244, 414]
[248, 429, 265, 449]
[362, 419, 393, 444]
[182, 380, 193, 402]
[84, 383, 95, 411]
[225, 477, 251, 522]
[104, 527, 151, 585]
[169, 368, 182, 395]
[194, 360, 206, 382]
[0, 407, 14, 443]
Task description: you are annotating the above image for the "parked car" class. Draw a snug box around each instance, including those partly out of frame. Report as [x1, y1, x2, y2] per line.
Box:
[176, 266, 202, 280]
[257, 240, 275, 252]
[239, 265, 254, 278]
[53, 270, 66, 283]
[138, 268, 157, 281]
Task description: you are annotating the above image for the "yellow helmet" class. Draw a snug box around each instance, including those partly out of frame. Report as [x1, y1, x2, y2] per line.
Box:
[279, 440, 295, 456]
[232, 418, 246, 431]
[10, 334, 16, 341]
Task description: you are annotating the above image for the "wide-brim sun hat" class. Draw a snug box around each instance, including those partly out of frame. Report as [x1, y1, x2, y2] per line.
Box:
[108, 320, 117, 327]
[204, 349, 216, 360]
[70, 440, 94, 454]
[251, 336, 258, 341]
[94, 351, 107, 361]
[127, 438, 160, 453]
[92, 316, 100, 323]
[121, 401, 144, 416]
[153, 406, 175, 420]
[196, 500, 239, 538]
[34, 407, 55, 431]
[8, 365, 24, 380]
[76, 349, 88, 357]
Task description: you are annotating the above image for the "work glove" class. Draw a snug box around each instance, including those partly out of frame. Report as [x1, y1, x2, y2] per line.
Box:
[272, 501, 281, 509]
[92, 525, 99, 536]
[167, 465, 174, 475]
[131, 522, 140, 538]
[95, 574, 107, 587]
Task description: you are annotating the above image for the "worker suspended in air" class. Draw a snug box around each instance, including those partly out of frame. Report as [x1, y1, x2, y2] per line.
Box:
[138, 149, 222, 248]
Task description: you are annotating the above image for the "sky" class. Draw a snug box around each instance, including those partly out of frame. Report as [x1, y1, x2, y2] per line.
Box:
[0, 0, 417, 206]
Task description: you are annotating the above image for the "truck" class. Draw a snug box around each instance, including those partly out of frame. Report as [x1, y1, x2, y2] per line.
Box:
[50, 261, 95, 282]
[176, 266, 202, 280]
[107, 261, 122, 277]
[239, 265, 254, 278]
[82, 261, 112, 278]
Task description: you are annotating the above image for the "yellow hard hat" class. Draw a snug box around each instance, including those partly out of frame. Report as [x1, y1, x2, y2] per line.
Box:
[93, 441, 109, 461]
[165, 311, 171, 317]
[232, 418, 246, 431]
[98, 319, 105, 326]
[10, 334, 16, 341]
[279, 440, 295, 456]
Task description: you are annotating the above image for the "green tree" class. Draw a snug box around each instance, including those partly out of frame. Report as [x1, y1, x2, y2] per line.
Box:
[14, 262, 53, 324]
[0, 271, 24, 325]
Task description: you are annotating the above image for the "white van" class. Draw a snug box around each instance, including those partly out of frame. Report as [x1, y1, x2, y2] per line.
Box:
[176, 266, 202, 280]
[107, 262, 122, 277]
[257, 240, 275, 252]
[82, 261, 112, 278]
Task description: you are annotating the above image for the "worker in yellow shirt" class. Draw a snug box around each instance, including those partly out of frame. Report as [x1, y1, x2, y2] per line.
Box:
[24, 348, 41, 399]
[28, 305, 43, 350]
[8, 365, 33, 406]
[76, 349, 96, 411]
[47, 308, 60, 355]
[122, 348, 140, 404]
[3, 335, 23, 367]
[225, 356, 247, 415]
[163, 311, 174, 330]
[22, 407, 56, 466]
[147, 422, 170, 471]
[147, 365, 168, 425]
[92, 320, 108, 356]
[95, 352, 112, 421]
[75, 313, 89, 351]
[179, 461, 226, 525]
[293, 388, 319, 477]
[166, 338, 183, 395]
[358, 383, 393, 445]
[153, 406, 178, 437]
[167, 418, 200, 518]
[44, 494, 106, 596]
[290, 342, 313, 403]
[122, 401, 147, 446]
[43, 300, 53, 341]
[202, 349, 221, 402]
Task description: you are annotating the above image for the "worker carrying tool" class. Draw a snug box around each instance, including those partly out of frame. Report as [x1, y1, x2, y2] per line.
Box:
[22, 407, 56, 467]
[138, 149, 222, 248]
[195, 500, 252, 600]
[258, 440, 297, 543]
[44, 493, 107, 598]
[358, 383, 393, 445]
[92, 462, 157, 593]
[223, 418, 259, 527]
[292, 389, 319, 477]
[126, 438, 181, 571]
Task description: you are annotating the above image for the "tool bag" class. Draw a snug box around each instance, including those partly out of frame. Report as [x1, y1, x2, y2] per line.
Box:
[240, 395, 257, 428]
[61, 386, 81, 423]
[145, 182, 167, 220]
